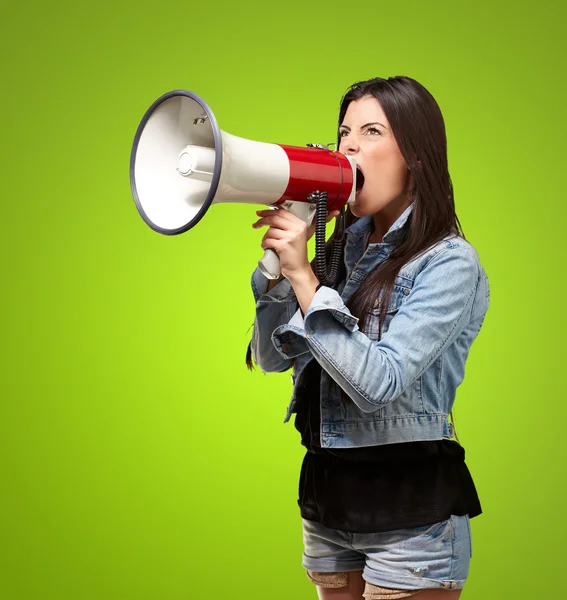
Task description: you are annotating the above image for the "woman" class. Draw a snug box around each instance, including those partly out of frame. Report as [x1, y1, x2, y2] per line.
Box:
[247, 76, 490, 600]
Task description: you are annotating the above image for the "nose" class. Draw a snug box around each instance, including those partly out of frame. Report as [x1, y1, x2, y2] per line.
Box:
[340, 138, 359, 156]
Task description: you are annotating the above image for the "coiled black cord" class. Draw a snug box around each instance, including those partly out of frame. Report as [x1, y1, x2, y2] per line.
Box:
[312, 191, 345, 288]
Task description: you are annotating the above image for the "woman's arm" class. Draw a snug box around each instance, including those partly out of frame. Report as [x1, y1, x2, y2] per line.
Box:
[250, 267, 301, 373]
[272, 246, 489, 410]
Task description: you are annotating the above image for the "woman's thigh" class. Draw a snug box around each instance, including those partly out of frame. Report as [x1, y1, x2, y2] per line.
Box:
[313, 571, 462, 600]
[313, 570, 365, 600]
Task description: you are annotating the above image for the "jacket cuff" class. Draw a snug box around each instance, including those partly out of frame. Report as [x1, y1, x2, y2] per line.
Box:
[271, 286, 359, 359]
[251, 266, 297, 303]
[270, 308, 310, 359]
[304, 286, 360, 332]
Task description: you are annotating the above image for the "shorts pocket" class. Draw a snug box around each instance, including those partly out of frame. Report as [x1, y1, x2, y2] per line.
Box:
[411, 519, 450, 535]
[378, 518, 452, 545]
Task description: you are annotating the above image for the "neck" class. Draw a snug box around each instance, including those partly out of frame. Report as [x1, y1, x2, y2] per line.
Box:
[371, 198, 411, 244]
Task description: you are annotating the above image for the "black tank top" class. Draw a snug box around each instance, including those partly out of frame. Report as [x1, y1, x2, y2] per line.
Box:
[294, 358, 482, 533]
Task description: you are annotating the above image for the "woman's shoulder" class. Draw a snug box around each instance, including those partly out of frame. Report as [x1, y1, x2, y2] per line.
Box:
[397, 234, 487, 291]
[395, 235, 490, 322]
[408, 233, 483, 271]
[427, 233, 482, 262]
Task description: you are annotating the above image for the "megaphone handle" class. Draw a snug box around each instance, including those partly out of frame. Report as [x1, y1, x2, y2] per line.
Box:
[257, 201, 317, 280]
[258, 248, 281, 280]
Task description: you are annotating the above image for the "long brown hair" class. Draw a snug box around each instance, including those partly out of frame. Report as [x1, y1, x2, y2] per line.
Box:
[246, 76, 464, 371]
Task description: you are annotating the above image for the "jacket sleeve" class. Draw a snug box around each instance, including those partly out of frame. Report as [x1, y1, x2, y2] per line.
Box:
[271, 247, 485, 411]
[249, 266, 308, 373]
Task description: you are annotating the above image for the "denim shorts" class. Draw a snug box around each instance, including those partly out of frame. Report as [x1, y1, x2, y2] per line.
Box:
[302, 514, 472, 593]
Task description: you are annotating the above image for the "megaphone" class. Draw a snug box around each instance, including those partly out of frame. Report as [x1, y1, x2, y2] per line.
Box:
[129, 89, 358, 282]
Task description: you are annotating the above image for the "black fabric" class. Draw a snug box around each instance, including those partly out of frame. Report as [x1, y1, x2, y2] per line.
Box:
[294, 359, 482, 533]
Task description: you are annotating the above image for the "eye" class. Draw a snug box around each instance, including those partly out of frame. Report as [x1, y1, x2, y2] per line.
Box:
[365, 127, 382, 136]
[339, 129, 348, 137]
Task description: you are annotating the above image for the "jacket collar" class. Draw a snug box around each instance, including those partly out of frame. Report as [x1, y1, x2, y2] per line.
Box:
[345, 202, 414, 245]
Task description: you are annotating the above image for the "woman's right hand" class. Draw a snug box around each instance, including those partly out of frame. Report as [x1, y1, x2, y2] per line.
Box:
[306, 210, 340, 242]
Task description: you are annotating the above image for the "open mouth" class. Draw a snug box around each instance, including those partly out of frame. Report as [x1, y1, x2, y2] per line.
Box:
[356, 167, 365, 192]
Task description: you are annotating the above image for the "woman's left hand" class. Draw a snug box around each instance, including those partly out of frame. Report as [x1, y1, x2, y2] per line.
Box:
[252, 208, 311, 281]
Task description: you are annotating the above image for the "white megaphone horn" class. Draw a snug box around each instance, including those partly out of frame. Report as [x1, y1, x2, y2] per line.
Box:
[130, 90, 359, 280]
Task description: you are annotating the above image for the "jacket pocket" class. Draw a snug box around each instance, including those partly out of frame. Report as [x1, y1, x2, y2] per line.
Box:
[371, 284, 411, 315]
[363, 279, 412, 341]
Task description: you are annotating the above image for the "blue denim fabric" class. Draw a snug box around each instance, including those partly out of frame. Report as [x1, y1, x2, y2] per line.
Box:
[250, 204, 490, 448]
[302, 514, 471, 591]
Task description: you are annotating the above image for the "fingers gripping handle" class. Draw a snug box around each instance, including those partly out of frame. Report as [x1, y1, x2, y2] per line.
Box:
[257, 201, 317, 280]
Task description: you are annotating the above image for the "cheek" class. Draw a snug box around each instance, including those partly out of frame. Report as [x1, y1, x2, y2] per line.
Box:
[367, 146, 407, 187]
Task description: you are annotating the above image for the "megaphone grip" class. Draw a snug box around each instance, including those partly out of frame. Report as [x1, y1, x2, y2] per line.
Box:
[258, 249, 281, 280]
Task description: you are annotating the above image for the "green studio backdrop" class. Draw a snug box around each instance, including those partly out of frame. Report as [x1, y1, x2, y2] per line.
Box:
[2, 0, 565, 598]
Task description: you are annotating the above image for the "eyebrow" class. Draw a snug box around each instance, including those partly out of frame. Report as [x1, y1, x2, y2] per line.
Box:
[339, 122, 388, 131]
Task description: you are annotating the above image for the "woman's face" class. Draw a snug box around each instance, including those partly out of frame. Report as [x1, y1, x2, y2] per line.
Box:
[338, 95, 412, 219]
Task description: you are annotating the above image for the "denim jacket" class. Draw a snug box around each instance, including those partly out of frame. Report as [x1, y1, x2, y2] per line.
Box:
[250, 203, 490, 448]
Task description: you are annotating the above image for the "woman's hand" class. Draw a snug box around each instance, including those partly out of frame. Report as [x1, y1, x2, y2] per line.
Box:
[252, 207, 340, 281]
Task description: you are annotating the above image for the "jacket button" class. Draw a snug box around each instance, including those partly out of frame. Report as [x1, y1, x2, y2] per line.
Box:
[281, 343, 292, 353]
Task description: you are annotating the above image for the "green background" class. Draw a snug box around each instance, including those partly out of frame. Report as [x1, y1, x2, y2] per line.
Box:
[2, 0, 564, 598]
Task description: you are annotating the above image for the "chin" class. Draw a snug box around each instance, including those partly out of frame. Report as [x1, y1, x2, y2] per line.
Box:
[350, 195, 372, 217]
[349, 204, 363, 218]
